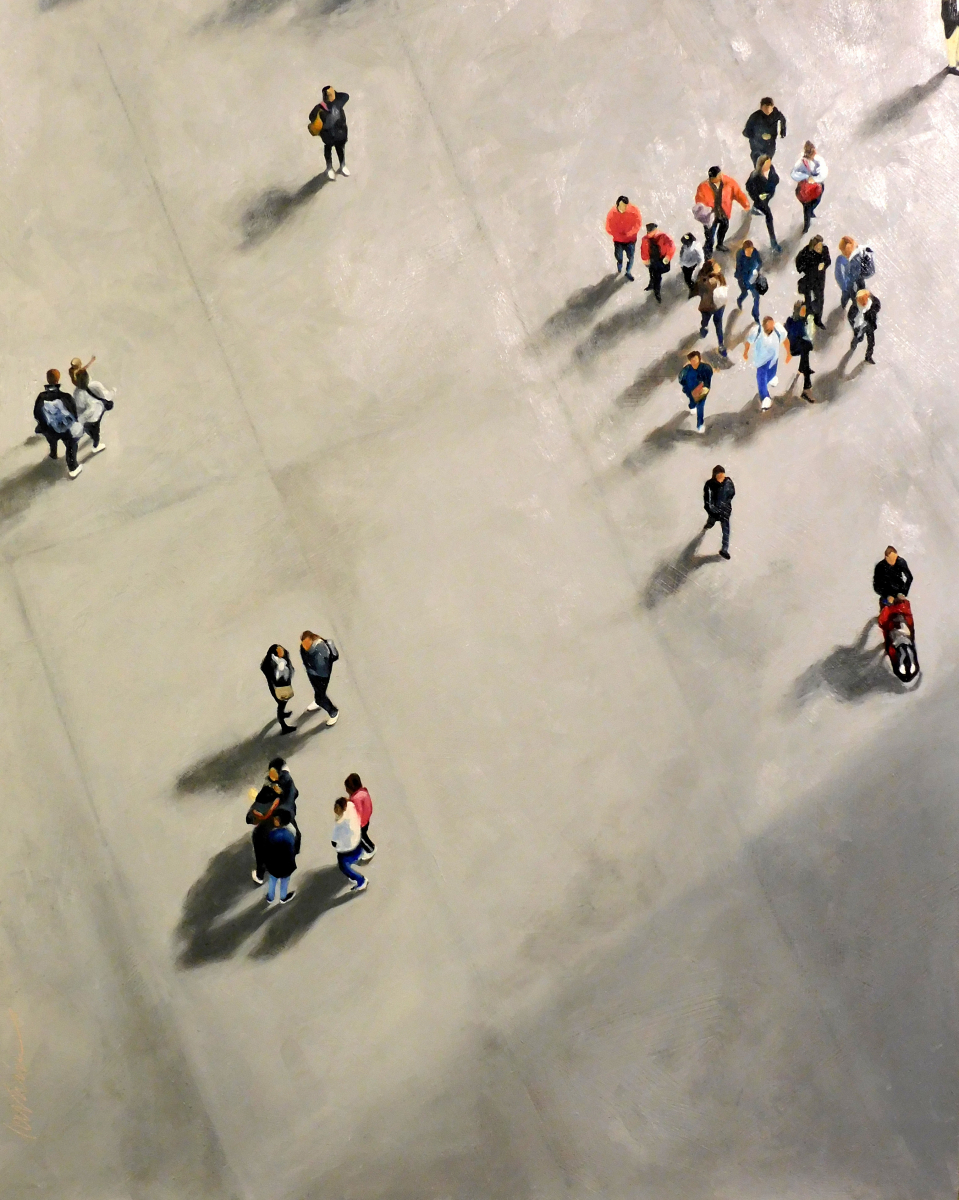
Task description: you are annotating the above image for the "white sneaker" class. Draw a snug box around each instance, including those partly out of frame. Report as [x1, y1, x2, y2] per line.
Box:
[325, 712, 339, 726]
[360, 848, 376, 861]
[695, 424, 706, 434]
[326, 168, 336, 180]
[91, 443, 106, 454]
[761, 397, 772, 410]
[350, 879, 368, 893]
[305, 701, 320, 712]
[769, 376, 779, 388]
[339, 166, 350, 177]
[68, 464, 83, 478]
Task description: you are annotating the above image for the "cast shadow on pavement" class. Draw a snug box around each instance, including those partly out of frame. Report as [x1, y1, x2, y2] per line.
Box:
[201, 0, 353, 27]
[38, 0, 83, 9]
[0, 457, 61, 529]
[606, 331, 701, 419]
[176, 841, 354, 967]
[643, 530, 721, 609]
[790, 617, 905, 706]
[859, 70, 948, 138]
[240, 173, 331, 247]
[537, 275, 623, 343]
[176, 716, 329, 796]
[573, 280, 689, 366]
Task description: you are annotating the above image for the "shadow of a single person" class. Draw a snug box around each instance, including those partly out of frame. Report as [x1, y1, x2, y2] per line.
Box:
[574, 281, 689, 366]
[175, 838, 276, 968]
[859, 70, 948, 138]
[249, 865, 355, 958]
[643, 529, 722, 609]
[792, 617, 904, 706]
[607, 332, 700, 418]
[241, 173, 331, 248]
[0, 457, 61, 530]
[176, 715, 329, 796]
[537, 275, 623, 344]
[38, 0, 83, 9]
[761, 229, 803, 273]
[202, 0, 352, 28]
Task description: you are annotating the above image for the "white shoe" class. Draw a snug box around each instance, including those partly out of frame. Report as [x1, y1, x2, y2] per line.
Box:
[91, 443, 106, 454]
[326, 168, 336, 180]
[360, 849, 376, 861]
[68, 465, 83, 478]
[350, 879, 368, 893]
[305, 701, 320, 712]
[769, 376, 779, 388]
[252, 871, 264, 885]
[339, 166, 350, 176]
[695, 424, 706, 434]
[325, 712, 339, 726]
[761, 397, 772, 410]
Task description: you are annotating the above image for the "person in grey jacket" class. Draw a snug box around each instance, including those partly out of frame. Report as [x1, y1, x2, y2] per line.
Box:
[300, 630, 339, 723]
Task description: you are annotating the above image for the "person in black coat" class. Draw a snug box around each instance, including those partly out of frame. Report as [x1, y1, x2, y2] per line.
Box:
[34, 368, 79, 463]
[795, 235, 831, 327]
[742, 98, 787, 165]
[873, 546, 913, 608]
[261, 811, 300, 904]
[847, 290, 880, 364]
[310, 86, 350, 180]
[266, 757, 298, 817]
[703, 465, 735, 560]
[260, 644, 296, 735]
[746, 156, 781, 253]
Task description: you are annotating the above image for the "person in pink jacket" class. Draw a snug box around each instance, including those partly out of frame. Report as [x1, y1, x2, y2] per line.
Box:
[639, 222, 676, 303]
[345, 772, 375, 861]
[605, 196, 642, 280]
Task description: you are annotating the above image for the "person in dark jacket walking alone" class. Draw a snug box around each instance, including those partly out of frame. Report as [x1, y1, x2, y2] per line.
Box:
[34, 369, 83, 477]
[310, 86, 350, 181]
[735, 240, 764, 323]
[795, 235, 831, 327]
[261, 810, 300, 904]
[784, 299, 815, 400]
[848, 290, 880, 364]
[345, 773, 375, 860]
[944, 0, 959, 71]
[678, 351, 713, 434]
[300, 630, 339, 723]
[873, 546, 913, 607]
[746, 155, 781, 252]
[260, 644, 296, 734]
[742, 98, 787, 165]
[640, 223, 675, 302]
[703, 465, 734, 559]
[605, 197, 641, 280]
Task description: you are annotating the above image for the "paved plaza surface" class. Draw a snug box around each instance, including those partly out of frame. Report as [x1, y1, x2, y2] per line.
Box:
[0, 0, 956, 1196]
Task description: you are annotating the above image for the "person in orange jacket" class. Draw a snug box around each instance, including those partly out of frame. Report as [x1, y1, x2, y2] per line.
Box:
[694, 166, 750, 256]
[605, 195, 642, 281]
[639, 222, 675, 303]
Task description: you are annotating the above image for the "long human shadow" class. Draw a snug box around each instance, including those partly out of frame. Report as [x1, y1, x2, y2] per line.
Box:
[538, 275, 623, 343]
[0, 457, 61, 529]
[175, 715, 329, 795]
[202, 0, 354, 27]
[608, 331, 700, 417]
[791, 616, 905, 706]
[859, 71, 948, 137]
[249, 865, 355, 958]
[241, 173, 331, 247]
[574, 280, 690, 366]
[39, 0, 83, 9]
[643, 530, 721, 609]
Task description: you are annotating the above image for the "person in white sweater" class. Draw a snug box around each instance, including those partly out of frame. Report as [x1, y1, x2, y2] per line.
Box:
[790, 142, 828, 233]
[69, 360, 115, 454]
[332, 796, 367, 892]
[678, 233, 705, 296]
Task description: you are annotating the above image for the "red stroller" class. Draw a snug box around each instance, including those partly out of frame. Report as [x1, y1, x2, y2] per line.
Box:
[878, 598, 920, 684]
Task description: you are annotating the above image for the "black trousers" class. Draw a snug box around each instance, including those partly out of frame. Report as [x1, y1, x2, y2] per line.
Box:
[307, 674, 338, 716]
[682, 265, 696, 292]
[851, 327, 876, 359]
[55, 434, 79, 470]
[252, 822, 270, 878]
[704, 214, 729, 254]
[797, 345, 813, 389]
[271, 690, 294, 730]
[704, 514, 730, 553]
[360, 823, 375, 854]
[324, 138, 347, 168]
[84, 419, 102, 447]
[646, 262, 668, 300]
[43, 432, 60, 459]
[800, 280, 826, 323]
[752, 198, 778, 248]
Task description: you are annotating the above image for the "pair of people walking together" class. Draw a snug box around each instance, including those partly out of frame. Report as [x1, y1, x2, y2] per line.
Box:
[260, 631, 340, 735]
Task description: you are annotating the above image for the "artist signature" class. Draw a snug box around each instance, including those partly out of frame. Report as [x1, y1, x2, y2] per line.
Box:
[6, 1010, 35, 1140]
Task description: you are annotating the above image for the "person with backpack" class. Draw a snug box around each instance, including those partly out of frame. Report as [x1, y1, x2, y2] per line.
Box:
[639, 222, 675, 302]
[70, 363, 114, 455]
[35, 369, 83, 478]
[734, 240, 764, 323]
[795, 235, 831, 328]
[785, 299, 815, 401]
[703, 465, 735, 560]
[260, 644, 296, 735]
[848, 289, 880, 364]
[790, 141, 828, 233]
[605, 196, 641, 280]
[693, 166, 750, 256]
[745, 155, 782, 253]
[261, 810, 300, 904]
[695, 259, 728, 357]
[944, 0, 959, 72]
[742, 97, 787, 165]
[332, 796, 368, 893]
[834, 237, 858, 310]
[309, 86, 350, 181]
[678, 350, 713, 434]
[300, 630, 339, 723]
[678, 233, 704, 296]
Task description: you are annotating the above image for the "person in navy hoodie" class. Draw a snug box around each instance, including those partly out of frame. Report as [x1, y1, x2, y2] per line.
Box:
[261, 810, 300, 904]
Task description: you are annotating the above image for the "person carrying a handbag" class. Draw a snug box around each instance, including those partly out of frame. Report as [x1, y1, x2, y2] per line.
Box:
[678, 350, 713, 434]
[795, 234, 831, 328]
[790, 141, 828, 233]
[308, 86, 350, 181]
[300, 630, 340, 724]
[260, 644, 297, 735]
[695, 259, 728, 357]
[734, 240, 765, 323]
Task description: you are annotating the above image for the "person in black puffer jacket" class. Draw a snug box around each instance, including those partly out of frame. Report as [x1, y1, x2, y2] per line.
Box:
[310, 86, 350, 180]
[703, 464, 735, 560]
[795, 235, 831, 327]
[873, 546, 913, 608]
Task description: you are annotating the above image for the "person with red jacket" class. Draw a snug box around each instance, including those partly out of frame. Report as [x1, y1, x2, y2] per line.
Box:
[605, 196, 641, 281]
[345, 772, 375, 860]
[694, 166, 750, 256]
[639, 222, 675, 303]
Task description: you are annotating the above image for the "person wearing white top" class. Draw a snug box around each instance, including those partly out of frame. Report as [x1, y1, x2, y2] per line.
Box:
[331, 797, 367, 892]
[70, 364, 115, 454]
[743, 316, 791, 410]
[679, 233, 705, 296]
[790, 141, 828, 232]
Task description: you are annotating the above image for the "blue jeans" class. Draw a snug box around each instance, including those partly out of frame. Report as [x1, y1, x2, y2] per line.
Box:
[756, 358, 778, 401]
[688, 397, 705, 428]
[737, 282, 760, 321]
[699, 306, 725, 346]
[266, 873, 290, 901]
[614, 241, 635, 275]
[337, 848, 366, 888]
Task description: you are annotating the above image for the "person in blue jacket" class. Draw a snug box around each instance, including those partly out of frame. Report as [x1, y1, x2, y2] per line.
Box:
[734, 240, 763, 322]
[678, 351, 713, 434]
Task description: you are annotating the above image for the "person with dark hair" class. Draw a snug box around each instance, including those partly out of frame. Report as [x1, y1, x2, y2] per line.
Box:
[790, 141, 828, 232]
[605, 196, 641, 280]
[260, 644, 296, 735]
[345, 773, 375, 860]
[678, 350, 713, 434]
[746, 155, 781, 253]
[332, 797, 368, 892]
[795, 234, 831, 327]
[785, 299, 815, 401]
[742, 97, 787, 165]
[34, 369, 83, 477]
[873, 546, 913, 607]
[267, 757, 298, 817]
[944, 0, 959, 72]
[848, 289, 880, 364]
[695, 259, 728, 356]
[309, 85, 350, 181]
[744, 315, 790, 410]
[640, 222, 675, 302]
[703, 465, 735, 560]
[261, 810, 300, 904]
[694, 166, 750, 255]
[679, 232, 704, 295]
[71, 365, 115, 455]
[734, 240, 764, 323]
[300, 631, 339, 723]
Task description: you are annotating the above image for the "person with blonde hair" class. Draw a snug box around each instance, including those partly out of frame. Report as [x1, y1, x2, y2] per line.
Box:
[790, 141, 828, 232]
[71, 360, 114, 454]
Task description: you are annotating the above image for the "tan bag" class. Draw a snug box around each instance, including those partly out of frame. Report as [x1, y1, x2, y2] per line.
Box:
[308, 115, 323, 137]
[274, 685, 294, 701]
[691, 383, 709, 401]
